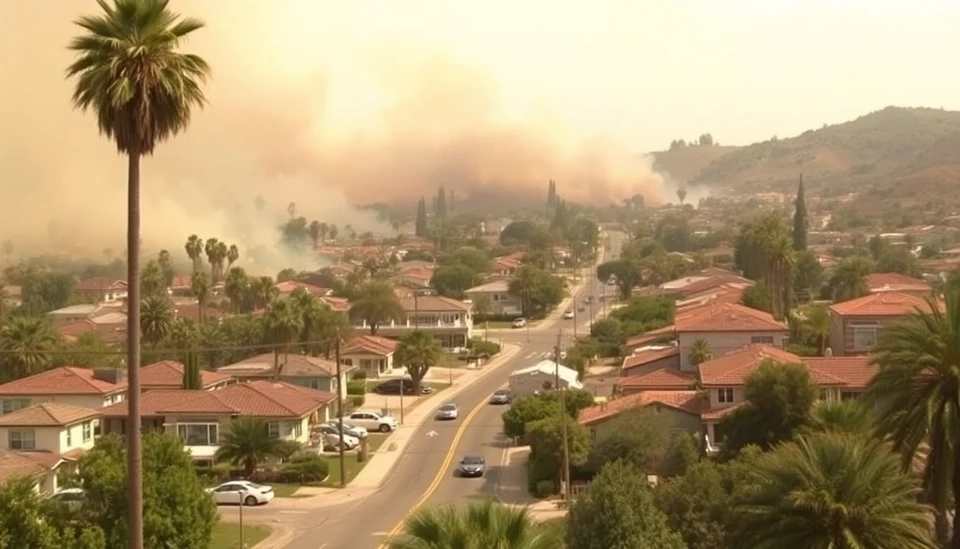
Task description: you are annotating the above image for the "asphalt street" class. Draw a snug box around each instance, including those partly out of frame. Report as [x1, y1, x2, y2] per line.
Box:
[232, 231, 624, 549]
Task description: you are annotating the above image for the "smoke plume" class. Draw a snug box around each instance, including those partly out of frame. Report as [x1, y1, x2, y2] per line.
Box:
[0, 1, 665, 273]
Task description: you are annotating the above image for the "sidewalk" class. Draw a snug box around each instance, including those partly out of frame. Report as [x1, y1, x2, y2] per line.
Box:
[495, 445, 568, 522]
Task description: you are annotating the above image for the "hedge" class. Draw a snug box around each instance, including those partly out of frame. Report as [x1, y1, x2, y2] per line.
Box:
[346, 380, 367, 396]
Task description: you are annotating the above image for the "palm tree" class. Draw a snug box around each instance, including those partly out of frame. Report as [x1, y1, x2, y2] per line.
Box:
[140, 295, 173, 350]
[829, 256, 872, 303]
[215, 418, 285, 477]
[766, 232, 795, 320]
[349, 281, 405, 335]
[805, 399, 872, 436]
[263, 298, 304, 379]
[204, 238, 220, 282]
[329, 224, 339, 241]
[214, 241, 229, 281]
[0, 282, 8, 319]
[56, 0, 210, 490]
[676, 188, 687, 205]
[0, 316, 59, 382]
[290, 288, 323, 354]
[169, 316, 198, 351]
[224, 267, 249, 313]
[185, 234, 204, 274]
[731, 433, 937, 549]
[689, 338, 712, 366]
[226, 244, 240, 271]
[801, 303, 831, 355]
[190, 271, 211, 324]
[308, 221, 322, 249]
[865, 291, 960, 546]
[395, 330, 442, 395]
[391, 499, 561, 549]
[251, 276, 278, 309]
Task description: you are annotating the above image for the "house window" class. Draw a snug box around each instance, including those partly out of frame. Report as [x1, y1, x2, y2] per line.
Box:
[819, 389, 829, 401]
[1, 399, 29, 415]
[717, 387, 734, 404]
[341, 359, 353, 366]
[9, 430, 36, 450]
[82, 422, 92, 442]
[176, 424, 219, 446]
[852, 326, 878, 351]
[268, 422, 281, 439]
[293, 421, 303, 438]
[840, 391, 860, 401]
[750, 336, 775, 345]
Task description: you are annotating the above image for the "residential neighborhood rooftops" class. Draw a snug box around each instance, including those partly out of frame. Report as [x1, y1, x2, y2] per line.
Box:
[0, 450, 67, 483]
[698, 345, 803, 386]
[829, 291, 941, 316]
[618, 366, 696, 391]
[75, 277, 127, 292]
[398, 295, 471, 312]
[620, 345, 680, 372]
[865, 273, 932, 294]
[465, 280, 510, 293]
[579, 390, 702, 426]
[274, 280, 332, 296]
[0, 402, 101, 427]
[343, 335, 398, 356]
[800, 356, 876, 389]
[219, 353, 344, 378]
[674, 302, 787, 333]
[0, 367, 127, 395]
[140, 360, 234, 389]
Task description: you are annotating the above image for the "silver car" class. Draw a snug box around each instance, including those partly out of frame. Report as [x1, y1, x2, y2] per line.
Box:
[437, 403, 459, 420]
[489, 389, 511, 405]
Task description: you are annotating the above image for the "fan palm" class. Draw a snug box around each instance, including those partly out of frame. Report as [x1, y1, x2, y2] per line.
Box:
[865, 290, 960, 547]
[349, 281, 405, 335]
[689, 338, 712, 366]
[391, 499, 561, 549]
[190, 271, 210, 324]
[215, 418, 285, 477]
[140, 295, 173, 350]
[731, 433, 937, 549]
[0, 316, 59, 382]
[804, 399, 872, 436]
[185, 234, 204, 273]
[263, 298, 304, 378]
[67, 0, 210, 541]
[396, 330, 442, 395]
[801, 303, 831, 355]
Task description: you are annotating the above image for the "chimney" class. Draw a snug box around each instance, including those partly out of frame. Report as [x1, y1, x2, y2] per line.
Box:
[93, 368, 126, 384]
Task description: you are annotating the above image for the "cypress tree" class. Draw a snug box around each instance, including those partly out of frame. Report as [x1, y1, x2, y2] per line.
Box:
[182, 348, 202, 390]
[436, 186, 448, 219]
[449, 189, 455, 213]
[415, 198, 428, 237]
[792, 174, 808, 251]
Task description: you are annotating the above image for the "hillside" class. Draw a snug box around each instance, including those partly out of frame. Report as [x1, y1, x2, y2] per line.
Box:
[651, 145, 738, 183]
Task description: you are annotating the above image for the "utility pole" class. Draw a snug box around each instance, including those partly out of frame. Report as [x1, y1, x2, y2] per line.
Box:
[335, 334, 346, 487]
[555, 328, 571, 502]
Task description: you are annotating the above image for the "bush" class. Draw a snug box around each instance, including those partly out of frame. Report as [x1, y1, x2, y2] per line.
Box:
[249, 469, 279, 483]
[468, 338, 501, 357]
[349, 394, 365, 408]
[276, 440, 305, 461]
[350, 370, 368, 380]
[347, 380, 367, 396]
[534, 479, 558, 498]
[473, 313, 524, 322]
[195, 462, 233, 485]
[277, 454, 330, 483]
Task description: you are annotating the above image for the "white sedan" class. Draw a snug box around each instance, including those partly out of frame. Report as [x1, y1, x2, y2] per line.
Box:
[562, 310, 574, 319]
[437, 403, 459, 420]
[208, 481, 275, 506]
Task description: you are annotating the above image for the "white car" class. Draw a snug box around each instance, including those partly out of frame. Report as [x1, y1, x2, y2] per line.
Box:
[51, 488, 85, 511]
[320, 421, 368, 439]
[562, 310, 574, 319]
[512, 318, 527, 328]
[347, 409, 399, 433]
[437, 403, 459, 420]
[318, 428, 360, 450]
[208, 480, 275, 506]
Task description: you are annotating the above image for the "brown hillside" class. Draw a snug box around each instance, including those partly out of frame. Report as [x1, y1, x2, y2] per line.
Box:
[651, 145, 738, 183]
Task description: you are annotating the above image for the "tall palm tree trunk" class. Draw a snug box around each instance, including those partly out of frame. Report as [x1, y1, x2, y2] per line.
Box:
[126, 149, 144, 549]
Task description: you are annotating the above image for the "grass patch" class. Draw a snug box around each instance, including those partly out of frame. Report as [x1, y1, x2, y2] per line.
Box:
[210, 523, 271, 549]
[268, 483, 305, 498]
[321, 434, 388, 487]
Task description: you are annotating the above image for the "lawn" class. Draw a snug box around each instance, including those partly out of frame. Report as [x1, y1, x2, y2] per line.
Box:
[210, 523, 271, 549]
[321, 434, 388, 487]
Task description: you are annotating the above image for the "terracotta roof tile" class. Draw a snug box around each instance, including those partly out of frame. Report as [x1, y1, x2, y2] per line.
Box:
[0, 367, 127, 396]
[701, 403, 743, 420]
[343, 335, 398, 356]
[0, 402, 101, 426]
[101, 390, 240, 417]
[829, 292, 943, 316]
[618, 367, 696, 391]
[620, 347, 681, 372]
[865, 273, 932, 294]
[0, 450, 52, 482]
[579, 390, 703, 426]
[698, 345, 803, 386]
[625, 325, 676, 348]
[398, 295, 471, 312]
[275, 281, 332, 296]
[75, 277, 127, 292]
[140, 361, 234, 390]
[219, 353, 341, 378]
[319, 296, 350, 312]
[800, 356, 877, 389]
[675, 302, 787, 333]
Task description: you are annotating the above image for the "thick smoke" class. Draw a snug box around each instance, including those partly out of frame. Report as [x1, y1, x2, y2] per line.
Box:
[0, 1, 665, 273]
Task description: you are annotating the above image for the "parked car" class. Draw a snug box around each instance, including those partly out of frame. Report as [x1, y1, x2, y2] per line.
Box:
[320, 421, 368, 439]
[562, 310, 574, 319]
[436, 403, 459, 420]
[50, 488, 85, 511]
[512, 318, 527, 328]
[208, 481, 275, 506]
[347, 409, 399, 433]
[458, 455, 486, 477]
[489, 389, 511, 405]
[583, 296, 593, 304]
[374, 378, 433, 395]
[317, 425, 360, 449]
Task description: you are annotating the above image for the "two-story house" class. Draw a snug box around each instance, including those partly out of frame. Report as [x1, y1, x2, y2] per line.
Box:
[0, 403, 101, 493]
[0, 367, 126, 416]
[274, 281, 333, 299]
[140, 361, 235, 392]
[675, 302, 788, 371]
[828, 291, 941, 357]
[340, 335, 398, 378]
[865, 273, 932, 296]
[354, 296, 473, 350]
[99, 381, 336, 465]
[464, 280, 522, 316]
[217, 353, 353, 398]
[74, 277, 128, 304]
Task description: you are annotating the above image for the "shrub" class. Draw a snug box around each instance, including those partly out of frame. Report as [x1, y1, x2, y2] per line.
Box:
[349, 394, 365, 408]
[535, 479, 558, 498]
[468, 338, 501, 357]
[195, 463, 232, 485]
[277, 454, 330, 483]
[351, 370, 368, 380]
[276, 440, 305, 461]
[347, 380, 367, 396]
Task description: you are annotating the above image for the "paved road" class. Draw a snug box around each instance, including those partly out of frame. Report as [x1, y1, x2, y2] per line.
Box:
[232, 232, 624, 549]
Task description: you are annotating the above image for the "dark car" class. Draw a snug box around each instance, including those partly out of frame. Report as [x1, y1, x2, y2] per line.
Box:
[489, 389, 511, 405]
[458, 455, 486, 477]
[373, 378, 433, 396]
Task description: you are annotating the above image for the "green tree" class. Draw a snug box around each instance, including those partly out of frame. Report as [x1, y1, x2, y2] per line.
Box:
[502, 394, 560, 439]
[791, 249, 822, 302]
[792, 174, 807, 251]
[190, 271, 210, 324]
[20, 271, 75, 314]
[656, 460, 731, 549]
[586, 407, 670, 473]
[596, 258, 643, 300]
[719, 360, 817, 455]
[263, 298, 304, 378]
[76, 433, 217, 549]
[415, 197, 429, 238]
[804, 399, 872, 436]
[349, 280, 405, 335]
[184, 235, 204, 274]
[0, 476, 106, 549]
[0, 316, 59, 382]
[139, 295, 173, 350]
[181, 348, 201, 390]
[391, 500, 561, 549]
[508, 265, 564, 317]
[676, 188, 687, 205]
[828, 255, 873, 302]
[800, 303, 831, 355]
[733, 212, 795, 318]
[215, 418, 286, 477]
[430, 265, 480, 299]
[526, 413, 590, 491]
[67, 1, 211, 540]
[395, 330, 443, 395]
[567, 460, 685, 549]
[865, 291, 960, 546]
[730, 433, 937, 549]
[139, 260, 167, 299]
[689, 338, 712, 366]
[878, 246, 920, 276]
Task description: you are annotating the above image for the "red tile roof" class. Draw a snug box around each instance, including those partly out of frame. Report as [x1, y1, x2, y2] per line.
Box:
[57, 318, 127, 343]
[625, 325, 677, 348]
[579, 390, 703, 425]
[75, 277, 127, 292]
[275, 281, 332, 296]
[0, 402, 101, 426]
[220, 353, 342, 378]
[398, 295, 471, 312]
[343, 335, 398, 356]
[701, 403, 743, 421]
[675, 302, 787, 333]
[698, 345, 804, 386]
[866, 273, 932, 294]
[140, 361, 234, 390]
[0, 450, 65, 482]
[618, 367, 696, 391]
[620, 347, 681, 373]
[800, 356, 877, 389]
[0, 367, 127, 396]
[829, 291, 943, 316]
[319, 296, 350, 312]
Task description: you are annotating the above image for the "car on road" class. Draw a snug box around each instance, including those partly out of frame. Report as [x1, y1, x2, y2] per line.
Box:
[562, 310, 574, 319]
[320, 421, 368, 439]
[436, 403, 459, 420]
[347, 409, 399, 433]
[208, 481, 275, 506]
[458, 455, 486, 477]
[50, 488, 85, 511]
[583, 295, 593, 304]
[511, 317, 527, 328]
[373, 378, 433, 395]
[489, 388, 511, 405]
[317, 425, 360, 449]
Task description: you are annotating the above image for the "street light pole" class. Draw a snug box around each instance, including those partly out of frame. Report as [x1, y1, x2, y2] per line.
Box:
[335, 335, 346, 488]
[555, 328, 570, 502]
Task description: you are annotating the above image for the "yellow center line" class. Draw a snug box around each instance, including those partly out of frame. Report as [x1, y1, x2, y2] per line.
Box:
[377, 392, 493, 548]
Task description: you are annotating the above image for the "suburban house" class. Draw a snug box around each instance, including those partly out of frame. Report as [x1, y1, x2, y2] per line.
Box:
[275, 281, 333, 299]
[0, 367, 127, 415]
[355, 295, 473, 350]
[465, 280, 522, 316]
[865, 273, 932, 296]
[618, 343, 682, 379]
[74, 277, 128, 304]
[217, 353, 352, 398]
[56, 315, 128, 344]
[99, 381, 336, 465]
[47, 303, 122, 323]
[828, 291, 941, 357]
[0, 403, 101, 493]
[509, 361, 582, 397]
[579, 390, 703, 439]
[140, 361, 235, 392]
[655, 269, 752, 301]
[389, 268, 434, 290]
[674, 302, 789, 371]
[491, 253, 522, 276]
[340, 335, 398, 378]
